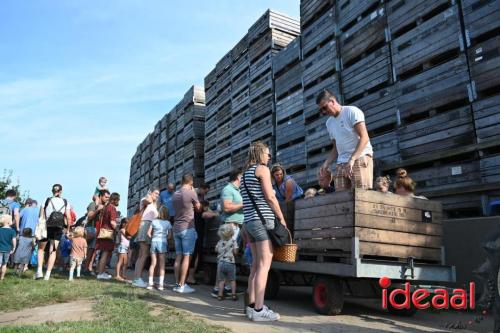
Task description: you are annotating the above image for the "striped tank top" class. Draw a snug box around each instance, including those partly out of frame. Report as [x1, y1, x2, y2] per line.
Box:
[241, 164, 275, 223]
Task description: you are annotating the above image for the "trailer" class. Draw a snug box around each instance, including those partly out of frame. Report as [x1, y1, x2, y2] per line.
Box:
[201, 189, 456, 316]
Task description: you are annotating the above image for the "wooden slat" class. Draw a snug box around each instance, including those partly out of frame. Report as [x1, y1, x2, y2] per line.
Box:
[295, 214, 354, 230]
[354, 189, 442, 212]
[295, 202, 354, 224]
[295, 191, 353, 209]
[295, 227, 354, 239]
[355, 201, 440, 223]
[356, 227, 441, 248]
[359, 242, 442, 261]
[355, 214, 442, 236]
[295, 238, 352, 252]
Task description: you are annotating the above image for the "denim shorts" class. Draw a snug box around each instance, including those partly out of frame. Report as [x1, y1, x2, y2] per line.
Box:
[216, 261, 236, 282]
[150, 240, 167, 254]
[174, 228, 197, 256]
[117, 244, 129, 254]
[0, 252, 10, 266]
[243, 219, 270, 243]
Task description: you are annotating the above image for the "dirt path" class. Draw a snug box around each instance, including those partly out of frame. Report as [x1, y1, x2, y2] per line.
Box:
[0, 299, 94, 326]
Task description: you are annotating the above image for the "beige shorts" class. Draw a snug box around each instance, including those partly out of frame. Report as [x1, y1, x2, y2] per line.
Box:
[335, 155, 373, 191]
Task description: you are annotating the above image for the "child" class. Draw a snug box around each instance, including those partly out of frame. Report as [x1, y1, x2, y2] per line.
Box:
[69, 227, 87, 281]
[146, 206, 171, 290]
[94, 177, 108, 196]
[13, 228, 35, 275]
[304, 188, 317, 198]
[374, 176, 392, 193]
[115, 218, 130, 281]
[215, 224, 238, 301]
[0, 215, 16, 280]
[60, 233, 72, 271]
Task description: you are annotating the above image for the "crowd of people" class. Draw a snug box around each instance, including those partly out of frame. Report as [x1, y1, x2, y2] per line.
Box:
[0, 89, 430, 322]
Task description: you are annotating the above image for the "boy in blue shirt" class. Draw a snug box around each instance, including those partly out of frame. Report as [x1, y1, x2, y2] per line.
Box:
[0, 215, 17, 280]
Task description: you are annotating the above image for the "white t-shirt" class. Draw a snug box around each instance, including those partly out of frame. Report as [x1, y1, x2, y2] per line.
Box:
[141, 198, 159, 221]
[44, 197, 69, 219]
[325, 105, 373, 164]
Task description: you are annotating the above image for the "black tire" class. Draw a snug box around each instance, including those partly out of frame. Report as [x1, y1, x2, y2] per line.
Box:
[312, 276, 344, 315]
[265, 269, 280, 300]
[202, 263, 216, 285]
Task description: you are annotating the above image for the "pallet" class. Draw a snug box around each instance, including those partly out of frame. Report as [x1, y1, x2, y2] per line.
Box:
[342, 44, 392, 102]
[396, 54, 470, 121]
[276, 113, 305, 148]
[481, 154, 500, 184]
[274, 62, 302, 100]
[205, 164, 217, 183]
[301, 0, 335, 28]
[216, 101, 231, 125]
[231, 106, 251, 132]
[249, 30, 275, 63]
[159, 144, 167, 160]
[339, 4, 386, 67]
[233, 127, 252, 152]
[205, 112, 218, 134]
[272, 36, 301, 76]
[302, 39, 338, 89]
[205, 131, 217, 152]
[250, 116, 273, 141]
[248, 10, 300, 45]
[231, 149, 248, 169]
[338, 0, 382, 31]
[473, 94, 500, 142]
[184, 158, 204, 175]
[276, 90, 303, 123]
[183, 120, 205, 141]
[371, 131, 400, 165]
[232, 34, 249, 62]
[216, 120, 232, 144]
[294, 189, 443, 263]
[215, 157, 232, 177]
[183, 141, 204, 159]
[250, 91, 273, 121]
[302, 6, 336, 57]
[461, 0, 500, 44]
[231, 54, 250, 83]
[231, 88, 250, 114]
[306, 149, 329, 184]
[350, 86, 399, 135]
[249, 70, 273, 101]
[468, 35, 500, 98]
[305, 116, 330, 152]
[399, 105, 475, 159]
[217, 82, 232, 107]
[159, 129, 167, 145]
[303, 76, 340, 120]
[276, 142, 307, 169]
[391, 3, 463, 80]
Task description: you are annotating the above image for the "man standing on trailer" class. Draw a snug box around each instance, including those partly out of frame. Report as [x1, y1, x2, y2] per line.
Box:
[316, 89, 374, 191]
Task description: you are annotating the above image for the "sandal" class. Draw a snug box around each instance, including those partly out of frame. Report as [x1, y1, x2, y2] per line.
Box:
[217, 295, 225, 301]
[232, 294, 238, 301]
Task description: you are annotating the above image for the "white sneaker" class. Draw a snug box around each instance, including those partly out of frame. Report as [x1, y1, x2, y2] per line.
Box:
[246, 306, 253, 319]
[97, 273, 112, 280]
[158, 286, 164, 291]
[177, 284, 195, 294]
[34, 272, 43, 280]
[146, 283, 154, 290]
[251, 307, 280, 322]
[132, 278, 148, 288]
[69, 277, 74, 282]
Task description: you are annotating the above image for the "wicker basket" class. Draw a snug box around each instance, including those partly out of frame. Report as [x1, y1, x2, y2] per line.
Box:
[273, 229, 298, 263]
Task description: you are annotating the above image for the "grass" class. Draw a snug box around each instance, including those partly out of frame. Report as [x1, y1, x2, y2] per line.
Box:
[0, 271, 230, 333]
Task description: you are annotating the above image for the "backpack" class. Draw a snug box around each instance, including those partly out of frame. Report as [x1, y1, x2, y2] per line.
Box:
[0, 200, 12, 218]
[45, 198, 67, 229]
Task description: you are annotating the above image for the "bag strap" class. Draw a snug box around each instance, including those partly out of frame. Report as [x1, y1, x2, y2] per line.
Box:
[242, 172, 267, 227]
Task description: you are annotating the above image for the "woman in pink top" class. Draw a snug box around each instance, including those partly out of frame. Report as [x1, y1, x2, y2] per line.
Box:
[132, 189, 160, 288]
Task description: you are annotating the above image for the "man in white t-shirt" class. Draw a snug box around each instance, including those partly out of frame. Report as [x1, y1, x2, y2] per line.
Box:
[316, 89, 374, 191]
[36, 183, 72, 280]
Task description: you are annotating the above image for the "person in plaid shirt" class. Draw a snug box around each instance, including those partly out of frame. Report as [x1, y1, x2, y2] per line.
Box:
[316, 89, 374, 191]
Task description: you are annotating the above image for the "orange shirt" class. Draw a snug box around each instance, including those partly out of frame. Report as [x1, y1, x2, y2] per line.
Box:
[71, 237, 87, 258]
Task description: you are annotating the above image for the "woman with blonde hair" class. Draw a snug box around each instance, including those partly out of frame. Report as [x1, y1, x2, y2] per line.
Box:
[394, 169, 427, 199]
[240, 141, 286, 322]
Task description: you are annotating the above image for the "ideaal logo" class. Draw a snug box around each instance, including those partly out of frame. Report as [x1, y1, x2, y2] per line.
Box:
[379, 277, 475, 310]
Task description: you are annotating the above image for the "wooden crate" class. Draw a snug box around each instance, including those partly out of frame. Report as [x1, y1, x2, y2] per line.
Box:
[276, 141, 307, 169]
[339, 4, 386, 67]
[461, 0, 500, 44]
[184, 104, 205, 123]
[249, 30, 274, 63]
[290, 169, 308, 188]
[183, 141, 204, 159]
[272, 36, 301, 76]
[250, 116, 273, 141]
[342, 44, 392, 102]
[231, 87, 250, 113]
[371, 130, 400, 165]
[249, 70, 273, 101]
[217, 82, 232, 107]
[159, 160, 167, 175]
[231, 106, 251, 131]
[216, 157, 232, 178]
[305, 116, 330, 152]
[353, 86, 399, 134]
[159, 143, 167, 160]
[276, 90, 303, 123]
[216, 101, 231, 125]
[338, 0, 382, 30]
[303, 76, 340, 120]
[160, 129, 167, 145]
[468, 35, 500, 98]
[276, 113, 306, 148]
[398, 106, 475, 160]
[232, 34, 249, 62]
[231, 149, 248, 169]
[396, 55, 470, 121]
[302, 39, 338, 89]
[390, 3, 463, 80]
[481, 154, 500, 184]
[217, 138, 232, 160]
[294, 190, 443, 263]
[300, 0, 335, 29]
[184, 158, 204, 175]
[274, 63, 302, 100]
[215, 50, 233, 77]
[306, 149, 328, 184]
[473, 94, 500, 142]
[205, 131, 217, 152]
[248, 10, 300, 44]
[204, 67, 217, 92]
[250, 91, 273, 121]
[231, 53, 250, 83]
[250, 50, 273, 81]
[183, 120, 204, 141]
[302, 6, 336, 57]
[205, 113, 218, 134]
[205, 163, 217, 183]
[216, 120, 232, 143]
[232, 125, 251, 151]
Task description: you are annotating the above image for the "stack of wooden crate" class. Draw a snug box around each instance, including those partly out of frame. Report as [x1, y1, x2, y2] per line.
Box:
[273, 37, 307, 185]
[300, 0, 340, 185]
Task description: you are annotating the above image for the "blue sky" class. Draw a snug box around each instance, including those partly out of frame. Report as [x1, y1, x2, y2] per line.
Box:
[0, 1, 299, 216]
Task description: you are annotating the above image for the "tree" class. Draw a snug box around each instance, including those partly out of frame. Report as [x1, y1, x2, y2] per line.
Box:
[0, 169, 28, 202]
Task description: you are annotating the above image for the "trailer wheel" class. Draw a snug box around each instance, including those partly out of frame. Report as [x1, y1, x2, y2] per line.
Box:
[265, 269, 280, 300]
[202, 263, 216, 285]
[386, 292, 418, 317]
[313, 277, 344, 315]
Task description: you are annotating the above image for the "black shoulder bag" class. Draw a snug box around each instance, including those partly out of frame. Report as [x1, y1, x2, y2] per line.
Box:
[243, 175, 289, 247]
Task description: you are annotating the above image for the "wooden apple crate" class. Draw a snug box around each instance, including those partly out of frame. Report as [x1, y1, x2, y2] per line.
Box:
[293, 189, 443, 264]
